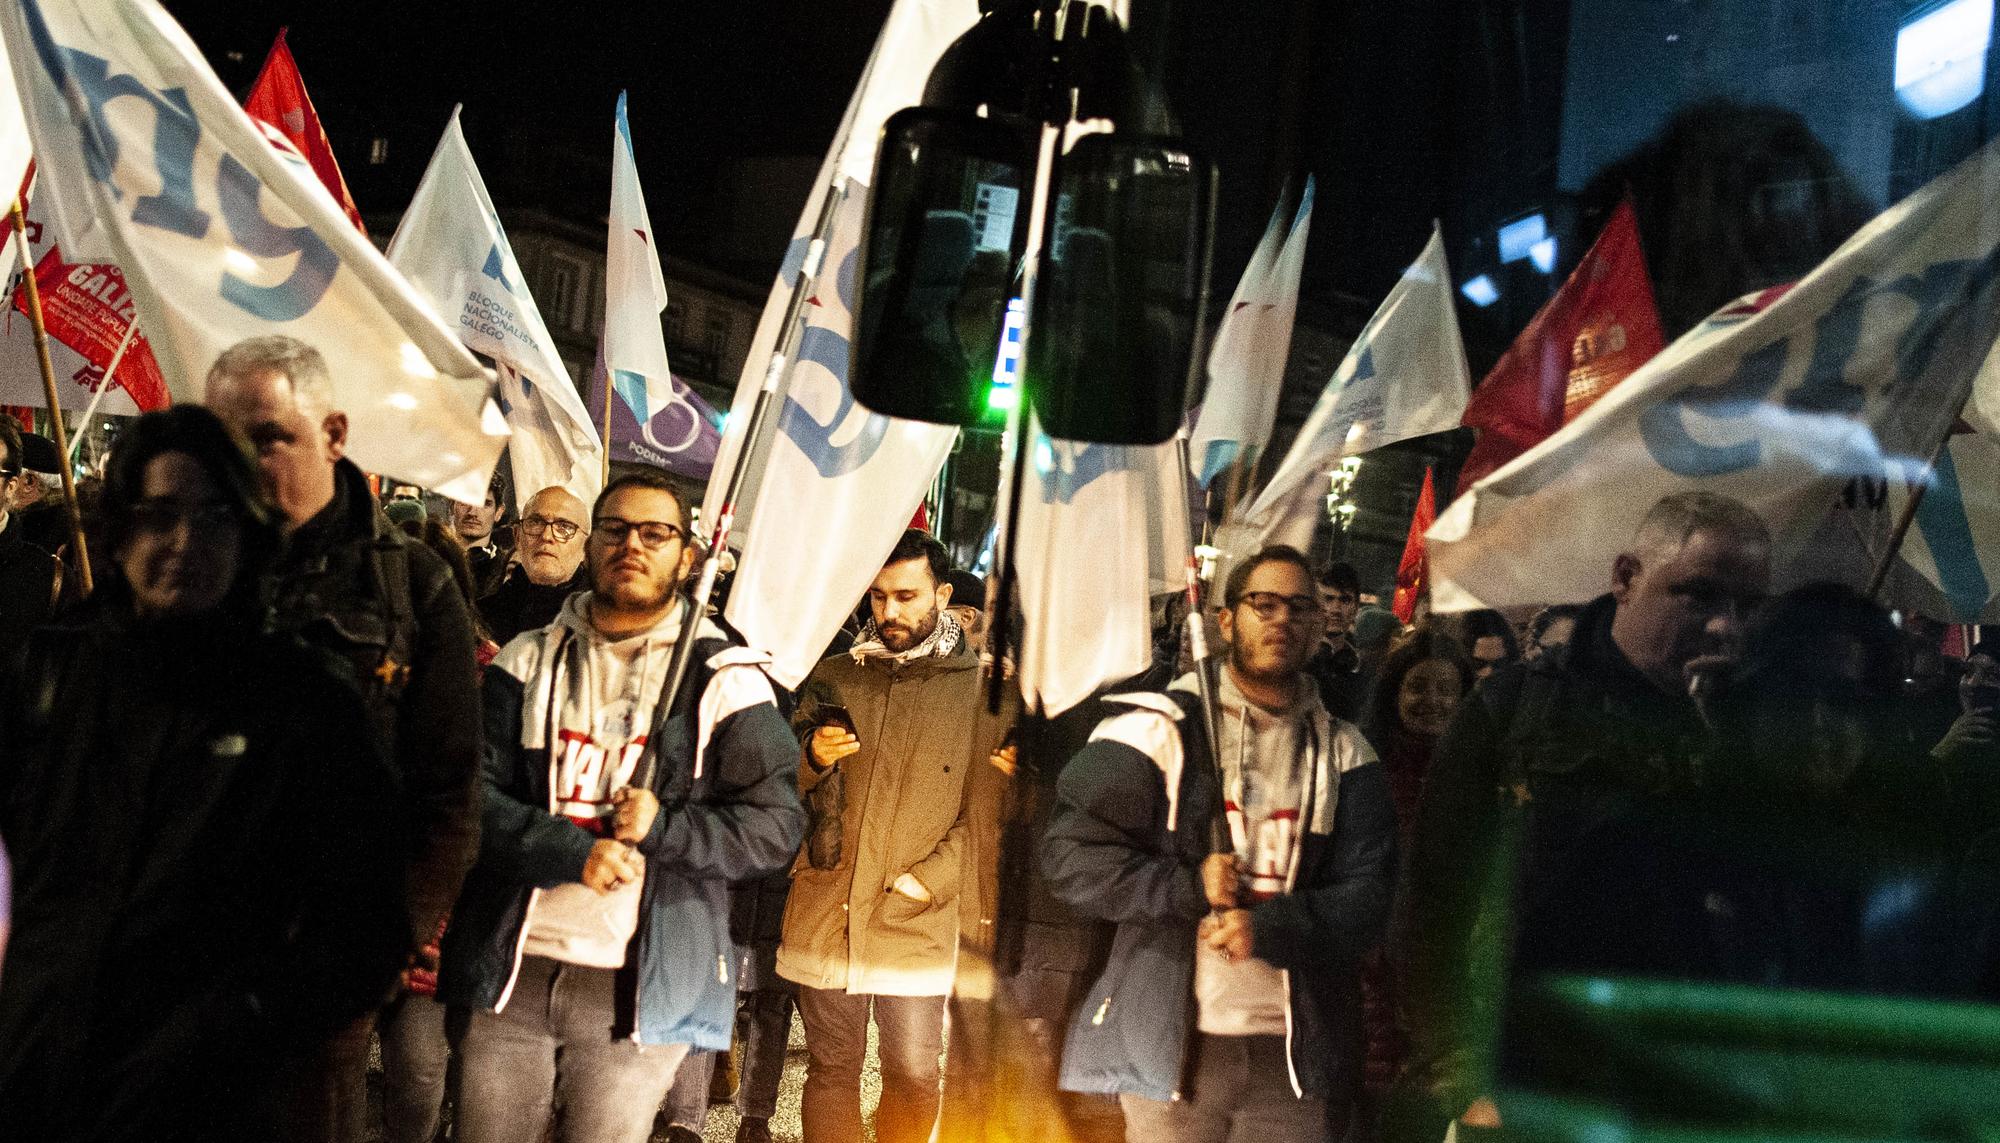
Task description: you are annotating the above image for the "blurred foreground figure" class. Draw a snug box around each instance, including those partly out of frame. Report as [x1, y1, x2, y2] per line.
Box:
[781, 529, 1015, 1143]
[442, 470, 803, 1143]
[1394, 491, 1771, 1138]
[1044, 545, 1396, 1143]
[0, 407, 404, 1142]
[207, 334, 484, 1143]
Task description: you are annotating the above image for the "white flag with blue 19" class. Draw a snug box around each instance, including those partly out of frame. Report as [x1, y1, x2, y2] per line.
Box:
[1015, 416, 1169, 716]
[1234, 222, 1470, 552]
[2, 0, 506, 501]
[1428, 134, 2000, 620]
[386, 110, 602, 505]
[603, 91, 675, 428]
[1188, 177, 1313, 487]
[712, 0, 978, 689]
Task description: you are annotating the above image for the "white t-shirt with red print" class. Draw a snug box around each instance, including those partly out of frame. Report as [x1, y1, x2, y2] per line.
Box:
[1194, 669, 1315, 1037]
[521, 613, 676, 969]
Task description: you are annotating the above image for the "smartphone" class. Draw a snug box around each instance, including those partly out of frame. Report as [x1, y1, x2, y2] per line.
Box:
[818, 703, 857, 736]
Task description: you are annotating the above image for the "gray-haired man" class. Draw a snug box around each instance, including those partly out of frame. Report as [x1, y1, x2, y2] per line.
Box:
[208, 334, 483, 1143]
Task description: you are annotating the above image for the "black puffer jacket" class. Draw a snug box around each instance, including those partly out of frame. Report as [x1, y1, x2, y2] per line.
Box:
[0, 608, 405, 1143]
[268, 458, 482, 951]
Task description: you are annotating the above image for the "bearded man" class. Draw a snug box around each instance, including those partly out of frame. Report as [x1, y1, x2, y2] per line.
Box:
[776, 528, 1011, 1143]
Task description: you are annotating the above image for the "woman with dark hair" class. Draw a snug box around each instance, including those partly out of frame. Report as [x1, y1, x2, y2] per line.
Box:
[1353, 627, 1476, 1141]
[0, 406, 406, 1142]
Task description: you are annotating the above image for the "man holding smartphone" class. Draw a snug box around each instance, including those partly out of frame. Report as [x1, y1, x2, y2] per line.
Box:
[778, 529, 1015, 1143]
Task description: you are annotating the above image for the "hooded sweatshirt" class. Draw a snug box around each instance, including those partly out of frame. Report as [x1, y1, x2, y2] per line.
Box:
[515, 592, 680, 968]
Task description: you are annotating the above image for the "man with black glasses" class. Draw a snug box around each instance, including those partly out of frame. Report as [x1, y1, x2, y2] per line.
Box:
[479, 486, 591, 646]
[1043, 543, 1396, 1143]
[443, 468, 804, 1143]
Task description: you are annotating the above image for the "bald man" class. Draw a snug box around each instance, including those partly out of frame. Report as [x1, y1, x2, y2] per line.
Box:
[478, 486, 591, 647]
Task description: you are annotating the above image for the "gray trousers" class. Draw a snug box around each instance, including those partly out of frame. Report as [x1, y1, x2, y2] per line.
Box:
[456, 956, 689, 1143]
[1118, 1034, 1332, 1143]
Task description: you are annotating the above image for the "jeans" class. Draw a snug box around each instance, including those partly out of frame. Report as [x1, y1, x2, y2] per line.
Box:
[456, 956, 690, 1143]
[380, 993, 452, 1143]
[797, 986, 945, 1143]
[661, 1047, 715, 1130]
[736, 985, 794, 1120]
[1117, 1035, 1332, 1143]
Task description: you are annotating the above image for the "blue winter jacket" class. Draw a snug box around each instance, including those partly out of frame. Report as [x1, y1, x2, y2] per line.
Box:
[440, 609, 805, 1049]
[1042, 681, 1396, 1103]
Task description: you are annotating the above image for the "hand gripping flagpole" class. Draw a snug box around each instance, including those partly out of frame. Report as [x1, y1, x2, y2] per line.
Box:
[11, 199, 92, 596]
[628, 179, 850, 793]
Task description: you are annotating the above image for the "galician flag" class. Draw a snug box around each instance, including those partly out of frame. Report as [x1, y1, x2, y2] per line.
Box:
[2, 0, 504, 501]
[1016, 421, 1187, 715]
[242, 28, 365, 234]
[1231, 223, 1470, 553]
[711, 0, 978, 689]
[1428, 134, 2000, 620]
[386, 110, 602, 505]
[603, 90, 674, 426]
[1188, 177, 1313, 486]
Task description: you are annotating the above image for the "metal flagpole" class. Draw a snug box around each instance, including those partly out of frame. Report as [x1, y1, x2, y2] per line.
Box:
[982, 115, 1061, 712]
[600, 361, 614, 484]
[629, 178, 849, 791]
[11, 199, 91, 596]
[68, 319, 137, 463]
[624, 20, 894, 792]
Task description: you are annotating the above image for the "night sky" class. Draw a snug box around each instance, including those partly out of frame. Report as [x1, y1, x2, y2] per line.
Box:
[158, 1, 1355, 308]
[163, 1, 896, 279]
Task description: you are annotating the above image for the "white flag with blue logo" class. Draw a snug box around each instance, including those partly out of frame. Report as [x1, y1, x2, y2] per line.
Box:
[603, 91, 675, 427]
[1235, 223, 1470, 552]
[386, 111, 602, 505]
[1016, 416, 1179, 715]
[2, 0, 505, 501]
[1429, 136, 2000, 620]
[1188, 178, 1313, 487]
[713, 0, 978, 689]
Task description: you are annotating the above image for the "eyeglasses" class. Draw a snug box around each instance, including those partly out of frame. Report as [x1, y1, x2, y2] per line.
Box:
[130, 498, 238, 535]
[520, 514, 583, 542]
[1234, 592, 1323, 623]
[592, 517, 684, 550]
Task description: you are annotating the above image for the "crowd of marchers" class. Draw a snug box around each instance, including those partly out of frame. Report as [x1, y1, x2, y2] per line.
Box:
[1, 336, 1998, 1143]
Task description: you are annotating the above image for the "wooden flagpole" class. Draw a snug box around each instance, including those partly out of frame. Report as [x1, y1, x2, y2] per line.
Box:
[11, 198, 91, 596]
[601, 365, 613, 483]
[1865, 430, 1953, 602]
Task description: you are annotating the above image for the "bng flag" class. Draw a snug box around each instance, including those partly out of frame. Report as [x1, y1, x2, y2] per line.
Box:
[387, 111, 602, 505]
[1232, 223, 1470, 553]
[2, 0, 504, 501]
[1429, 135, 2000, 618]
[713, 0, 978, 689]
[1016, 419, 1181, 715]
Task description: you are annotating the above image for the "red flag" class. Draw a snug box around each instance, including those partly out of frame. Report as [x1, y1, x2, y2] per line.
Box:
[10, 248, 170, 412]
[1456, 198, 1663, 492]
[1392, 467, 1436, 624]
[244, 29, 366, 233]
